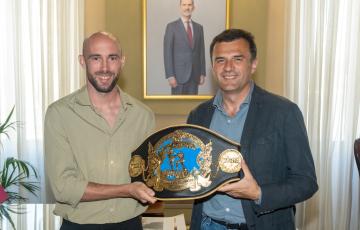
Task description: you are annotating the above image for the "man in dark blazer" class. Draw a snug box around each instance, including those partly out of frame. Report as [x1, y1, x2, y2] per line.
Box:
[163, 0, 206, 95]
[187, 29, 318, 230]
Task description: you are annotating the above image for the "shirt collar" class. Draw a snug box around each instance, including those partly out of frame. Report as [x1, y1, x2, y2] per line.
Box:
[213, 80, 254, 111]
[181, 17, 192, 24]
[75, 85, 133, 110]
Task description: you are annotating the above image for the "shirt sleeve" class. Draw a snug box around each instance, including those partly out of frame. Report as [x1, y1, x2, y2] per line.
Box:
[164, 23, 175, 78]
[254, 187, 262, 205]
[44, 104, 88, 208]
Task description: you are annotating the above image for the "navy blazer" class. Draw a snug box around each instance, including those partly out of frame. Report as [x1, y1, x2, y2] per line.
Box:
[187, 85, 318, 230]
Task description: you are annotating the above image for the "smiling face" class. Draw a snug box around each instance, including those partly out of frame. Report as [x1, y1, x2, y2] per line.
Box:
[79, 33, 124, 93]
[211, 38, 257, 95]
[179, 0, 194, 19]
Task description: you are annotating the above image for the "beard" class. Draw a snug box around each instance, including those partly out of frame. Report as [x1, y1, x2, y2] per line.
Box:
[87, 71, 119, 93]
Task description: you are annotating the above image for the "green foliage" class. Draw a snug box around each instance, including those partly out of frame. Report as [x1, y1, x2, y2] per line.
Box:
[0, 107, 16, 143]
[1, 158, 40, 199]
[0, 107, 39, 229]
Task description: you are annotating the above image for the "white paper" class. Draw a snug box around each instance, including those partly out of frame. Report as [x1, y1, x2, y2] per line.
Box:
[142, 214, 186, 230]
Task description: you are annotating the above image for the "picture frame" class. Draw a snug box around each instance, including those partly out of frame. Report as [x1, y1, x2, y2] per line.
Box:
[143, 0, 230, 99]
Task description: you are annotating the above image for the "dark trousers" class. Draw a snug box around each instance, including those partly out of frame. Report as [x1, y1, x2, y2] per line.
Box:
[171, 76, 199, 95]
[201, 214, 248, 230]
[60, 216, 142, 230]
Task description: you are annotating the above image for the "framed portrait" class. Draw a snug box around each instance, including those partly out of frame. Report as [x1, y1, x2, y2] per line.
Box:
[143, 0, 230, 99]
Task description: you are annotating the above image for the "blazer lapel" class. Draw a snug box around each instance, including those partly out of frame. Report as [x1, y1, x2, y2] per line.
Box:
[191, 22, 199, 47]
[176, 18, 193, 49]
[203, 99, 215, 128]
[240, 85, 264, 159]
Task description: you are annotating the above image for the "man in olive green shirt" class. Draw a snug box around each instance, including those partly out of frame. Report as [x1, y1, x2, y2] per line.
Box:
[44, 32, 156, 229]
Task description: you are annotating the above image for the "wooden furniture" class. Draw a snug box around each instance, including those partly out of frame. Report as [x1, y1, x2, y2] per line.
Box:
[143, 201, 165, 217]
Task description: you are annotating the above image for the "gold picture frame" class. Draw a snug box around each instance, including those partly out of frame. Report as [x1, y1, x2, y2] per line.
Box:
[143, 0, 230, 99]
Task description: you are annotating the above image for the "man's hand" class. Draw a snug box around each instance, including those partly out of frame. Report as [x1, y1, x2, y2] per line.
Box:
[128, 182, 157, 204]
[168, 76, 178, 88]
[217, 160, 261, 200]
[81, 182, 157, 203]
[199, 75, 205, 85]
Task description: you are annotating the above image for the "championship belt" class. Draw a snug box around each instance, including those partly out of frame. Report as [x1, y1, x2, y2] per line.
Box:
[128, 124, 243, 200]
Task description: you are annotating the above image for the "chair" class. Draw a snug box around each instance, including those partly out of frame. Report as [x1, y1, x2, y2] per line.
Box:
[355, 138, 360, 175]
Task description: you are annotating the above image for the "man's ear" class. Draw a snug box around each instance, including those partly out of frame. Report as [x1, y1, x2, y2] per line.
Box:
[78, 55, 85, 68]
[120, 56, 126, 68]
[251, 58, 258, 74]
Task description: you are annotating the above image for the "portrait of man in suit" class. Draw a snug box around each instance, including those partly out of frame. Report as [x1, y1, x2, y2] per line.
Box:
[163, 0, 206, 95]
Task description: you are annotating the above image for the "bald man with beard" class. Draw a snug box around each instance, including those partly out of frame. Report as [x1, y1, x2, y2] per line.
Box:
[45, 32, 156, 230]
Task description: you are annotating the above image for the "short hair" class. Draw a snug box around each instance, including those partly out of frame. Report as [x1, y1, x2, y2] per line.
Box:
[209, 29, 257, 62]
[180, 0, 194, 5]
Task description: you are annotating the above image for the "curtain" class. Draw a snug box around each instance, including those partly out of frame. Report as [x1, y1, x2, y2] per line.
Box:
[0, 0, 84, 229]
[285, 0, 360, 229]
[2, 205, 61, 230]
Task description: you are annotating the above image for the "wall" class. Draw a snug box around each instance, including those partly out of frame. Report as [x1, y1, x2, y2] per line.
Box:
[84, 0, 285, 127]
[84, 0, 286, 224]
[85, 0, 286, 112]
[85, 0, 106, 35]
[265, 0, 286, 95]
[103, 0, 269, 117]
[84, 0, 286, 123]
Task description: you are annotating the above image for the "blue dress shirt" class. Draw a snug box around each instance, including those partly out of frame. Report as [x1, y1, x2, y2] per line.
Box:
[202, 81, 254, 224]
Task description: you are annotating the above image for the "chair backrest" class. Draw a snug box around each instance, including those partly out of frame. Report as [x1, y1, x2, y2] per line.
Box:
[355, 138, 360, 175]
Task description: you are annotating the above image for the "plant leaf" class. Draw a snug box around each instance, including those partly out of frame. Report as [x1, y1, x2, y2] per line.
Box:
[0, 204, 16, 229]
[0, 106, 16, 144]
[1, 157, 40, 203]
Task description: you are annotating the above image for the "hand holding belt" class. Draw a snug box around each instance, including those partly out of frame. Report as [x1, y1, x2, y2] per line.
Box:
[128, 124, 243, 200]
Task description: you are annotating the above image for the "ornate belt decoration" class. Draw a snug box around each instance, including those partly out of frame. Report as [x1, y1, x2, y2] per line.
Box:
[128, 124, 243, 200]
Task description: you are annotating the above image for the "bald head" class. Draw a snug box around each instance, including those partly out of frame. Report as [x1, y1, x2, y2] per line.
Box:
[82, 31, 122, 57]
[180, 0, 194, 4]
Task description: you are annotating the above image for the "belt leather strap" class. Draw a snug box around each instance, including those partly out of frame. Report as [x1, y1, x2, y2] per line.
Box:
[211, 218, 248, 230]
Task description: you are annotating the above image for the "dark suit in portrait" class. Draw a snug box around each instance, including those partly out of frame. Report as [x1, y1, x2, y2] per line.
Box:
[163, 18, 206, 95]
